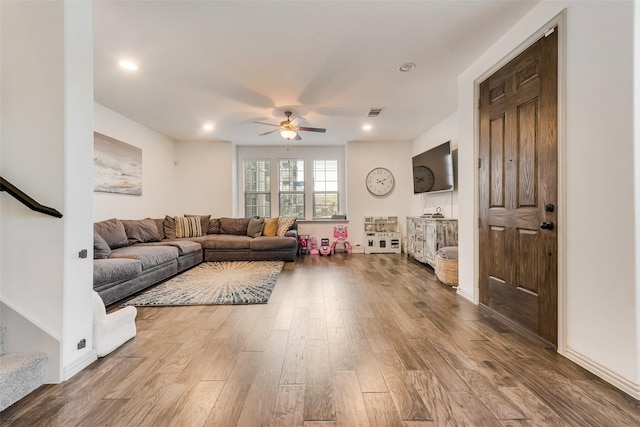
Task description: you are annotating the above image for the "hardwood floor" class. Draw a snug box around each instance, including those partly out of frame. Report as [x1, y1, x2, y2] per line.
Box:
[2, 254, 639, 426]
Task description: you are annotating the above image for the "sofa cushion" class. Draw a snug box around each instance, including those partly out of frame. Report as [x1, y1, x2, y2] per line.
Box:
[219, 217, 250, 235]
[139, 240, 202, 256]
[94, 219, 129, 249]
[163, 215, 177, 240]
[247, 217, 264, 238]
[121, 218, 161, 244]
[94, 231, 112, 259]
[110, 246, 179, 270]
[93, 258, 142, 287]
[262, 217, 279, 236]
[251, 236, 297, 251]
[277, 217, 296, 237]
[186, 214, 211, 235]
[201, 235, 253, 250]
[175, 216, 202, 238]
[208, 218, 221, 234]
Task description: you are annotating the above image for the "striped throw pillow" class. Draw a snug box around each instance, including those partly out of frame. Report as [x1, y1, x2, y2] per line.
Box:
[174, 216, 202, 238]
[277, 217, 296, 237]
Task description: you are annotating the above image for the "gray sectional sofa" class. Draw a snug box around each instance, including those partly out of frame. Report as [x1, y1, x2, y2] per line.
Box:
[93, 215, 298, 306]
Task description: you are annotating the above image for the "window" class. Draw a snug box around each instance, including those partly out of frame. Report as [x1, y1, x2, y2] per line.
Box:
[313, 160, 339, 218]
[279, 159, 305, 218]
[243, 160, 271, 217]
[238, 146, 345, 220]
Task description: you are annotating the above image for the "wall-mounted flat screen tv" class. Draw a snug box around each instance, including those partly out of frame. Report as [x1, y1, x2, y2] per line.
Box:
[412, 141, 454, 193]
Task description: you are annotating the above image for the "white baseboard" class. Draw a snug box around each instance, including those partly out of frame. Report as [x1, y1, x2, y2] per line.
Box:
[565, 346, 640, 400]
[456, 286, 475, 303]
[63, 350, 97, 381]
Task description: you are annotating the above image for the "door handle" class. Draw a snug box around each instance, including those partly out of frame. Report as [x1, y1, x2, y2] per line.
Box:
[540, 222, 554, 230]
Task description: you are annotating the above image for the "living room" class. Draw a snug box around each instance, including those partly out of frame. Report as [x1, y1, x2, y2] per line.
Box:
[1, 0, 639, 414]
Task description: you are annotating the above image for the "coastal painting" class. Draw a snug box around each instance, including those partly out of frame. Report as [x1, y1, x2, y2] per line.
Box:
[94, 132, 142, 196]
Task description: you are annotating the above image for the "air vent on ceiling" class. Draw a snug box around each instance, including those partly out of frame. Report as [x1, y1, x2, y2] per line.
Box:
[367, 108, 384, 118]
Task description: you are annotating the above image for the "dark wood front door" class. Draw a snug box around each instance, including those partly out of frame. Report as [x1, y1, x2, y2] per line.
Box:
[479, 29, 558, 344]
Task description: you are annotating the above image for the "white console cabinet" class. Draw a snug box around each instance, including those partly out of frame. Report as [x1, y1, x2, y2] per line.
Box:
[406, 217, 458, 268]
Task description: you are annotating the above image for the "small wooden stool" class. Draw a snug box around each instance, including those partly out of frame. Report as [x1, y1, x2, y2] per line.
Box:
[435, 246, 458, 286]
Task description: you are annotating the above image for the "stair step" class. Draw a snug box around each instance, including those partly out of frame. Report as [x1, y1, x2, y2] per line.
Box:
[0, 352, 47, 412]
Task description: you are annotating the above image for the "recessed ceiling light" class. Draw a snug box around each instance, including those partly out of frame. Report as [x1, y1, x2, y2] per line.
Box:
[119, 60, 138, 71]
[362, 124, 372, 131]
[203, 124, 214, 131]
[398, 62, 416, 72]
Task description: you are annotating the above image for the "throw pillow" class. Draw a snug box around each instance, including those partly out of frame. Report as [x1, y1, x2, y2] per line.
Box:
[121, 218, 162, 244]
[163, 215, 177, 240]
[247, 217, 265, 238]
[93, 231, 111, 259]
[94, 219, 129, 249]
[277, 217, 296, 237]
[153, 218, 166, 240]
[208, 218, 221, 234]
[262, 217, 279, 236]
[174, 216, 202, 238]
[185, 214, 211, 235]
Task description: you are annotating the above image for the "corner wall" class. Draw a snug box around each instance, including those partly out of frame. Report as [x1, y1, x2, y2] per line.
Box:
[1, 0, 95, 382]
[456, 1, 639, 397]
[94, 103, 178, 220]
[346, 141, 413, 249]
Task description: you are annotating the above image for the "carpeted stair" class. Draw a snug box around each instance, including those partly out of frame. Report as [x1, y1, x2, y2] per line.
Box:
[0, 325, 47, 412]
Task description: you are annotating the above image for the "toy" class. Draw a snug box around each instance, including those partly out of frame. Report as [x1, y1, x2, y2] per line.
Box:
[330, 225, 352, 254]
[298, 235, 309, 255]
[319, 238, 331, 256]
[309, 236, 319, 255]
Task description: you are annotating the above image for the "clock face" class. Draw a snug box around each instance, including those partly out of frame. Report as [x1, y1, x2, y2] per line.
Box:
[413, 166, 435, 192]
[366, 167, 395, 196]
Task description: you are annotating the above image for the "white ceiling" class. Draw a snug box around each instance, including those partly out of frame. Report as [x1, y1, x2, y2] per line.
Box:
[93, 1, 539, 145]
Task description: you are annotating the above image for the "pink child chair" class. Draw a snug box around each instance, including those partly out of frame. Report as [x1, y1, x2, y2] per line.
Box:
[309, 236, 320, 255]
[330, 225, 352, 254]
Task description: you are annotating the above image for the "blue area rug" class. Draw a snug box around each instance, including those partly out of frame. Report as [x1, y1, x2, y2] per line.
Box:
[121, 261, 284, 306]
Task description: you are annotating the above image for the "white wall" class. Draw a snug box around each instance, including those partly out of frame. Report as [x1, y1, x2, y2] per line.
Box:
[411, 112, 459, 219]
[1, 0, 95, 381]
[346, 141, 413, 249]
[94, 104, 178, 220]
[174, 141, 234, 217]
[455, 1, 639, 397]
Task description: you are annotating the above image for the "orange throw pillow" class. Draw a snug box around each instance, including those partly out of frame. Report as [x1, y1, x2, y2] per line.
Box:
[262, 217, 279, 236]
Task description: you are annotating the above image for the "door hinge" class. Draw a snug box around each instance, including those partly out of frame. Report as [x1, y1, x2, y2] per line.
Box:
[478, 218, 481, 228]
[478, 157, 482, 169]
[478, 98, 481, 109]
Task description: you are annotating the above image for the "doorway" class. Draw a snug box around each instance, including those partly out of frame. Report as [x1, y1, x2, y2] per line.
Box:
[478, 29, 558, 345]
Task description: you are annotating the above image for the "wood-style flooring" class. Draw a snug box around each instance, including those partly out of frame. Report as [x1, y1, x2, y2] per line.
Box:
[2, 254, 639, 426]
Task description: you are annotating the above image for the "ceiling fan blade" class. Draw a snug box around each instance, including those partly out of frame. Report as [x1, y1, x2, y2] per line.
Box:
[298, 126, 326, 133]
[290, 116, 306, 126]
[259, 129, 280, 136]
[294, 134, 302, 141]
[253, 121, 280, 127]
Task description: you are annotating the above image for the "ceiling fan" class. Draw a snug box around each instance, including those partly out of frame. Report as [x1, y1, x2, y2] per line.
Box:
[254, 111, 326, 141]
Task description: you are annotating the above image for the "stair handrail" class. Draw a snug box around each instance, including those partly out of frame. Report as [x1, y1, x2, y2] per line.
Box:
[0, 176, 63, 218]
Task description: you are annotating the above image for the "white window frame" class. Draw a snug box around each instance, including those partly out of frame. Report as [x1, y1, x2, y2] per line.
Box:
[243, 159, 271, 217]
[237, 146, 346, 220]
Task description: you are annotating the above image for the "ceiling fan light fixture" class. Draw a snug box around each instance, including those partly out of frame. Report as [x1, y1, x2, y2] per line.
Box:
[280, 129, 297, 140]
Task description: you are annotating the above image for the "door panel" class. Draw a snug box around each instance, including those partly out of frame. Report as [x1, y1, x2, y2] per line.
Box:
[479, 29, 558, 344]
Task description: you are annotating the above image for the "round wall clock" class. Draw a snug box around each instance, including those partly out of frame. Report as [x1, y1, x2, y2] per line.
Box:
[366, 167, 395, 196]
[413, 166, 435, 193]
